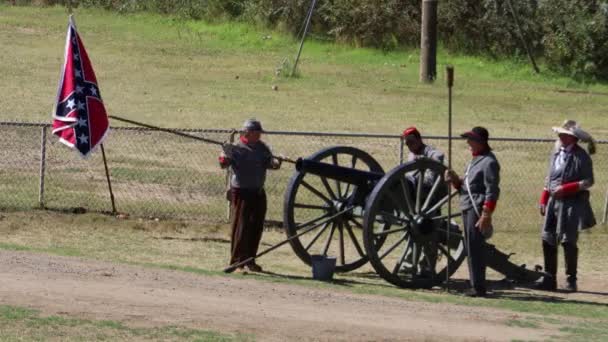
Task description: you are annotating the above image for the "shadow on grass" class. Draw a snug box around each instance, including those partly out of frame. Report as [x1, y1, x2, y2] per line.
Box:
[260, 270, 608, 309]
[153, 236, 230, 244]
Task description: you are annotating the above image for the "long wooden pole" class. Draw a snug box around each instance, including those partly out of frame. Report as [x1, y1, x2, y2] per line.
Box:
[100, 144, 117, 214]
[446, 65, 454, 291]
[109, 115, 296, 164]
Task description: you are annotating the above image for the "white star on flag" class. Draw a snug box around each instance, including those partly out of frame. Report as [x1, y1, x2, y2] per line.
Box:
[66, 99, 76, 110]
[76, 101, 85, 110]
[75, 85, 84, 93]
[90, 87, 97, 96]
[77, 133, 89, 144]
[74, 53, 79, 60]
[75, 69, 82, 78]
[77, 118, 88, 127]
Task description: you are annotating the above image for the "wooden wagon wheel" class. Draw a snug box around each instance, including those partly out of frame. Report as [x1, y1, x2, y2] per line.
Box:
[283, 146, 385, 272]
[362, 158, 466, 288]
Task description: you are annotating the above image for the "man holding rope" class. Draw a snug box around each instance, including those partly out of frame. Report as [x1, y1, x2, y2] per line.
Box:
[220, 119, 282, 274]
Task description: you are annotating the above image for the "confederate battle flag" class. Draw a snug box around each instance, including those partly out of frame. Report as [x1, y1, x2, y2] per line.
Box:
[52, 15, 109, 157]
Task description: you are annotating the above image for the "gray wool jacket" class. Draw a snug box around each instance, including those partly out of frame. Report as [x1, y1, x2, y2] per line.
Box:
[228, 140, 274, 189]
[459, 151, 501, 212]
[408, 144, 445, 188]
[542, 144, 596, 244]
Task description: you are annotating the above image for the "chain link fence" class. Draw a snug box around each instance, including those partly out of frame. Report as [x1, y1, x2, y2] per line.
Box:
[1, 121, 608, 235]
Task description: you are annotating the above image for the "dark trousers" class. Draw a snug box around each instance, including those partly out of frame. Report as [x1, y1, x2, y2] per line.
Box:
[463, 208, 487, 291]
[229, 188, 267, 265]
[542, 240, 578, 282]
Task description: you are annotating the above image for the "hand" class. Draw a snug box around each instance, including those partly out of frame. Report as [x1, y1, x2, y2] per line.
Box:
[221, 142, 234, 158]
[551, 185, 564, 199]
[539, 205, 546, 216]
[271, 155, 283, 169]
[444, 169, 461, 188]
[475, 213, 492, 232]
[218, 152, 231, 169]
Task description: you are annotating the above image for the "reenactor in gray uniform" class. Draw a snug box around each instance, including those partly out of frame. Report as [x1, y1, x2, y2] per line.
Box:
[446, 127, 500, 297]
[402, 127, 446, 276]
[220, 119, 281, 274]
[403, 126, 445, 186]
[536, 120, 596, 292]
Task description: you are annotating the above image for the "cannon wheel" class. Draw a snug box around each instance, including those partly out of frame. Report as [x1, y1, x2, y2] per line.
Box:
[363, 158, 466, 288]
[284, 146, 384, 272]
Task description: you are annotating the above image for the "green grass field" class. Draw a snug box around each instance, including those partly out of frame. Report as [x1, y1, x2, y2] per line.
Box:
[1, 4, 607, 138]
[1, 4, 608, 341]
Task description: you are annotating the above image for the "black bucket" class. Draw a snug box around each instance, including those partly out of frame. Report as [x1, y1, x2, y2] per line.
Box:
[311, 255, 336, 281]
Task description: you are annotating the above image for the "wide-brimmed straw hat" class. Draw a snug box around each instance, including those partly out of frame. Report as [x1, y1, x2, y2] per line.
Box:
[552, 120, 591, 140]
[552, 119, 596, 154]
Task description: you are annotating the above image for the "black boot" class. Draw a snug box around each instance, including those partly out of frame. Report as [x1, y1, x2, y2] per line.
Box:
[536, 241, 557, 291]
[563, 242, 578, 292]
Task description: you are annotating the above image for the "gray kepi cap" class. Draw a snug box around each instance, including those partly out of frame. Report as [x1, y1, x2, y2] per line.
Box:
[242, 118, 263, 132]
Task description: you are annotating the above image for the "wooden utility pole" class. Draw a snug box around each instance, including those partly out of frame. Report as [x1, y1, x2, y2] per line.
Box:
[420, 0, 438, 83]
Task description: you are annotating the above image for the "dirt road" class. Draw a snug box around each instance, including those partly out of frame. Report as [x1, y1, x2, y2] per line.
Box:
[0, 250, 565, 341]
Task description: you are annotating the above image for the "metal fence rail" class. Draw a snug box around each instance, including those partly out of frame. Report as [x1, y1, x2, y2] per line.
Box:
[1, 121, 607, 233]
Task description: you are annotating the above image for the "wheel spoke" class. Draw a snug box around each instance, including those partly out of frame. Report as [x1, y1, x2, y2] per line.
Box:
[349, 217, 363, 229]
[421, 175, 442, 213]
[331, 153, 343, 197]
[372, 225, 408, 237]
[415, 168, 426, 213]
[322, 222, 336, 255]
[320, 177, 338, 201]
[344, 220, 365, 257]
[423, 190, 459, 215]
[294, 203, 328, 210]
[411, 243, 421, 275]
[304, 222, 330, 251]
[344, 155, 358, 197]
[376, 210, 410, 226]
[301, 180, 332, 204]
[392, 234, 412, 274]
[437, 244, 457, 265]
[338, 222, 345, 265]
[378, 234, 407, 260]
[430, 212, 462, 221]
[399, 178, 415, 215]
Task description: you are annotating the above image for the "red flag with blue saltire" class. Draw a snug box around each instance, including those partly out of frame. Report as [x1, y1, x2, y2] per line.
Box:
[52, 15, 109, 158]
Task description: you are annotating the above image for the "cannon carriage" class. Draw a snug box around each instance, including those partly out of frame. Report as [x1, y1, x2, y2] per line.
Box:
[283, 146, 544, 288]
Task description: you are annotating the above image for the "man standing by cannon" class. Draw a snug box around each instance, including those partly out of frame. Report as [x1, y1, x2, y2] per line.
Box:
[445, 126, 500, 297]
[402, 126, 446, 278]
[220, 119, 282, 274]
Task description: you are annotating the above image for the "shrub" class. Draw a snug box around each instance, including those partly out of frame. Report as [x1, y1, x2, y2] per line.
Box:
[540, 0, 608, 80]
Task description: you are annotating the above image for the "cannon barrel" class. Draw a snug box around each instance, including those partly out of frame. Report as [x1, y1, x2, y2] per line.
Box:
[295, 158, 384, 186]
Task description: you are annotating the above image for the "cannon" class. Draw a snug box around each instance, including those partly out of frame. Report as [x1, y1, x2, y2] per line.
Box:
[283, 146, 545, 288]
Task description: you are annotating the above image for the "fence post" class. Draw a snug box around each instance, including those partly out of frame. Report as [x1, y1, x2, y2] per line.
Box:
[603, 187, 608, 225]
[38, 126, 47, 209]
